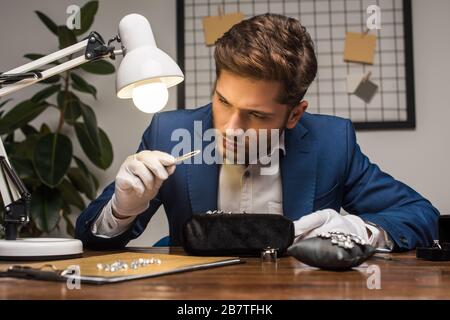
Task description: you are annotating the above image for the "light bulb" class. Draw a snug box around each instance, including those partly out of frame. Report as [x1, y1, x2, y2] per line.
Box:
[131, 82, 169, 113]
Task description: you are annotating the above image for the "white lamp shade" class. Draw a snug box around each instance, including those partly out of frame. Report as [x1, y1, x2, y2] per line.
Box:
[116, 14, 184, 99]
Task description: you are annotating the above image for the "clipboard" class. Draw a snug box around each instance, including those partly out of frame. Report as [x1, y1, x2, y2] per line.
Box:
[0, 252, 242, 284]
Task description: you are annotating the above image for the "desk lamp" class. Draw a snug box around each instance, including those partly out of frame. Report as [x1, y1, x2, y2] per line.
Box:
[0, 14, 184, 260]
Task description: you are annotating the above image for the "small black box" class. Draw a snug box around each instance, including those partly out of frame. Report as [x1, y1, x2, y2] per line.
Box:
[438, 215, 450, 243]
[416, 215, 450, 261]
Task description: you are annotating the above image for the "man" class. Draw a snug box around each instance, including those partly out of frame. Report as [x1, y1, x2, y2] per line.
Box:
[76, 13, 439, 251]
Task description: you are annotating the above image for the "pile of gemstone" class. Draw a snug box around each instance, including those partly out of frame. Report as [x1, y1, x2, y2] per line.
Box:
[96, 257, 162, 272]
[317, 231, 366, 249]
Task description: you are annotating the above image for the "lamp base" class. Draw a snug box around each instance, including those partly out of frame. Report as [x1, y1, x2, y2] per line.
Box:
[0, 238, 83, 261]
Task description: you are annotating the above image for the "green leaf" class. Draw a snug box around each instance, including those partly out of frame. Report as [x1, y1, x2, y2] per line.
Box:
[58, 178, 85, 210]
[65, 101, 82, 124]
[73, 156, 88, 173]
[57, 91, 66, 109]
[5, 132, 14, 143]
[33, 133, 73, 187]
[57, 91, 82, 124]
[31, 85, 60, 102]
[12, 135, 40, 160]
[92, 173, 99, 190]
[70, 73, 97, 98]
[75, 124, 112, 169]
[40, 123, 51, 134]
[73, 156, 99, 190]
[20, 124, 39, 137]
[0, 98, 12, 109]
[63, 213, 75, 237]
[57, 25, 77, 49]
[80, 60, 115, 74]
[0, 100, 49, 135]
[74, 1, 99, 36]
[35, 11, 58, 35]
[67, 167, 97, 200]
[30, 185, 63, 233]
[24, 53, 44, 60]
[79, 103, 100, 149]
[9, 155, 36, 180]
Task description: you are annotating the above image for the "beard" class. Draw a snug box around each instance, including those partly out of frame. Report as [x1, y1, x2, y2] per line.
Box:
[217, 129, 282, 165]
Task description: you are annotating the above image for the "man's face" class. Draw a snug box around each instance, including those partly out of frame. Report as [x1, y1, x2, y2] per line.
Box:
[212, 70, 307, 162]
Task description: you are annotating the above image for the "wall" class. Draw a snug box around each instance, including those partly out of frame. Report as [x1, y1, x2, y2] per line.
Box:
[0, 0, 448, 246]
[356, 0, 450, 216]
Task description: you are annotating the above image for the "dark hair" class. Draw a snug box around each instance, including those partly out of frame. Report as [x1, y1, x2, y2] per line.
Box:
[214, 13, 317, 107]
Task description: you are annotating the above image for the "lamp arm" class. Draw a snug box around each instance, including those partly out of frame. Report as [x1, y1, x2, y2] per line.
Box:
[0, 32, 123, 98]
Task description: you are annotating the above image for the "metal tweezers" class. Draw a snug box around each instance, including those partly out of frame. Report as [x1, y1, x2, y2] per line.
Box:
[174, 150, 200, 164]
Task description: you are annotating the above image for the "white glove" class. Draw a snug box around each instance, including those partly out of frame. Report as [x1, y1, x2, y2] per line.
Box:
[293, 209, 370, 243]
[111, 150, 176, 219]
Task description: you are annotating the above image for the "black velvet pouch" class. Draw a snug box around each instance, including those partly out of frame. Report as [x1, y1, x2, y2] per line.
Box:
[287, 233, 376, 270]
[182, 213, 295, 256]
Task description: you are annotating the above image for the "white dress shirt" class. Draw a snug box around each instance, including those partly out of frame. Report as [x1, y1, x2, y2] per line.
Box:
[217, 133, 286, 214]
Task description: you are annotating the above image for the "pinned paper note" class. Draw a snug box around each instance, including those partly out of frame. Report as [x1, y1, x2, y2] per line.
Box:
[343, 31, 377, 65]
[346, 71, 378, 103]
[346, 74, 364, 94]
[202, 6, 244, 46]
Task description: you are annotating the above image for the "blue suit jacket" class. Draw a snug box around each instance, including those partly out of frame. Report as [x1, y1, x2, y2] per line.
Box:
[75, 104, 439, 251]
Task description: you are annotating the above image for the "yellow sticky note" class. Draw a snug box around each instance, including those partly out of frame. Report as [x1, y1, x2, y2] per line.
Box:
[202, 12, 245, 46]
[343, 32, 377, 65]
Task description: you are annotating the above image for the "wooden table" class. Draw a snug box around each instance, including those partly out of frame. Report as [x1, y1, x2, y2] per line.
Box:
[0, 247, 449, 299]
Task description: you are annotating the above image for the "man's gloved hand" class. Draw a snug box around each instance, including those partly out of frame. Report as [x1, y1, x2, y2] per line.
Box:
[111, 150, 176, 219]
[293, 209, 370, 243]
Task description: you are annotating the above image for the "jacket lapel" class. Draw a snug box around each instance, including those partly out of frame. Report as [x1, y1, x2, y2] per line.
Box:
[186, 106, 220, 214]
[281, 122, 317, 221]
